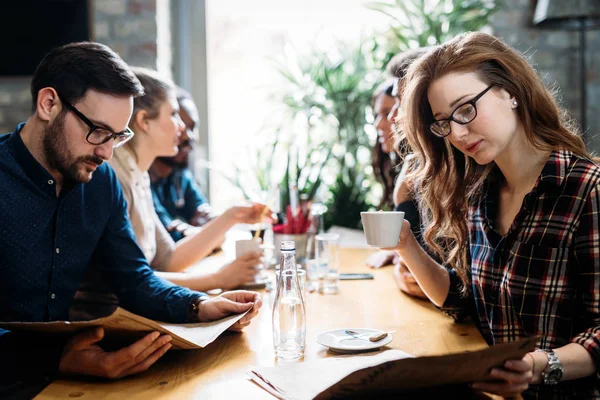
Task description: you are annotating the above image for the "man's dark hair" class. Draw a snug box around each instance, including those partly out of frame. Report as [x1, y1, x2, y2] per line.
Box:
[30, 41, 144, 110]
[385, 47, 434, 80]
[176, 86, 194, 104]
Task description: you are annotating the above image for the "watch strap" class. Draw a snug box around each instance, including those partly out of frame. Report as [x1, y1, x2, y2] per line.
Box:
[537, 349, 562, 385]
[187, 295, 210, 322]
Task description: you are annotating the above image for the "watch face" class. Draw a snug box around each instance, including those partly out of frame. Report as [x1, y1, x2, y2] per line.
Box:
[547, 366, 563, 383]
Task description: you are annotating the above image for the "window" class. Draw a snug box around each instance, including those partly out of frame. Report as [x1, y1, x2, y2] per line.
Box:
[204, 0, 389, 212]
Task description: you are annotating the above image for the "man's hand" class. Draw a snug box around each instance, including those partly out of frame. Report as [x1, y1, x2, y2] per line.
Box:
[393, 261, 428, 299]
[366, 250, 400, 269]
[196, 290, 262, 332]
[59, 328, 172, 379]
[216, 252, 262, 290]
[191, 204, 213, 226]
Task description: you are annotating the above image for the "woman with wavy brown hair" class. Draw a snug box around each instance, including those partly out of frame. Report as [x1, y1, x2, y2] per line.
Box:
[387, 32, 599, 398]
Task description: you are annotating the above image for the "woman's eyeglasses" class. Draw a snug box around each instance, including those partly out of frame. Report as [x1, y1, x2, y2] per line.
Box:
[429, 85, 495, 138]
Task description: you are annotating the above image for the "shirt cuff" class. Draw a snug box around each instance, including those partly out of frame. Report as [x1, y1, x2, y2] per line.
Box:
[571, 327, 600, 375]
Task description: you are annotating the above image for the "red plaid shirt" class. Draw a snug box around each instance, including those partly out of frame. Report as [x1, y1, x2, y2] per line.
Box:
[442, 150, 600, 398]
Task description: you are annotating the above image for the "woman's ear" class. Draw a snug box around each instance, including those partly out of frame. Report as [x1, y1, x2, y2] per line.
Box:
[498, 88, 518, 109]
[133, 109, 150, 134]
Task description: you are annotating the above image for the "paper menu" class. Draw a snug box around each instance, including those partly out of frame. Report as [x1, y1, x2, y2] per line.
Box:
[248, 336, 537, 400]
[248, 350, 414, 400]
[0, 307, 249, 350]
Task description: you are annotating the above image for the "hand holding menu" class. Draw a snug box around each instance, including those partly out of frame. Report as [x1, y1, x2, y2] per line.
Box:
[248, 336, 537, 400]
[0, 307, 249, 350]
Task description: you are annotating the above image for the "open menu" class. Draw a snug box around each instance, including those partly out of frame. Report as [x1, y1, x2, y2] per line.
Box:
[0, 307, 248, 350]
[248, 336, 537, 399]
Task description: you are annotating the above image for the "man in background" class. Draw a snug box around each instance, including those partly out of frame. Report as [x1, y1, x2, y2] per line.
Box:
[149, 87, 212, 241]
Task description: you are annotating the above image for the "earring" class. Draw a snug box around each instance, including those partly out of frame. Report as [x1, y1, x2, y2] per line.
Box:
[512, 100, 518, 107]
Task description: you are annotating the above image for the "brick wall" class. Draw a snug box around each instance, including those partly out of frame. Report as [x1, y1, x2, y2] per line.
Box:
[0, 0, 597, 152]
[490, 0, 600, 151]
[0, 0, 159, 133]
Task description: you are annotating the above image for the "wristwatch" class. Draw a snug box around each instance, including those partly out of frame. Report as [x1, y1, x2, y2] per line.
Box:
[187, 295, 210, 322]
[538, 349, 563, 385]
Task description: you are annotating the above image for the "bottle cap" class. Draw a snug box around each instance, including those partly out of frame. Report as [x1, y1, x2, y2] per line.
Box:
[281, 240, 295, 251]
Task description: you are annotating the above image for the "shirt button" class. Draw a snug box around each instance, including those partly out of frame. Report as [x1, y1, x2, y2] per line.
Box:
[50, 293, 56, 299]
[56, 248, 60, 254]
[47, 179, 54, 185]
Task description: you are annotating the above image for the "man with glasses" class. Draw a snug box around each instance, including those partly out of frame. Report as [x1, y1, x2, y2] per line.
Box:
[0, 42, 261, 398]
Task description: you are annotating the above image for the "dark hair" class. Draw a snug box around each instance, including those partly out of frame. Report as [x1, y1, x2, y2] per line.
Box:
[176, 86, 194, 103]
[30, 41, 144, 110]
[386, 47, 434, 80]
[371, 80, 396, 209]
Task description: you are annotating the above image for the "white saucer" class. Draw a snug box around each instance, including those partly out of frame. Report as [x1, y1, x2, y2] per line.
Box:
[316, 328, 393, 353]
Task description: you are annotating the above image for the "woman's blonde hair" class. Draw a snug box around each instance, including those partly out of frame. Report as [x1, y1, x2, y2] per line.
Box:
[398, 32, 587, 294]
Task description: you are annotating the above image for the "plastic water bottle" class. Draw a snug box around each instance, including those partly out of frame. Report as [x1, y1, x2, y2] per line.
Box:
[272, 240, 306, 359]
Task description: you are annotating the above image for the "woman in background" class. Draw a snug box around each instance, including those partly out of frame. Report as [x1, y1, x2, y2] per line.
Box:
[366, 49, 431, 300]
[371, 78, 398, 211]
[111, 67, 273, 291]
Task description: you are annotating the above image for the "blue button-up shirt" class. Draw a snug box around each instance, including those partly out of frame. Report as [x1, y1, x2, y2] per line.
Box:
[151, 167, 209, 241]
[0, 123, 203, 325]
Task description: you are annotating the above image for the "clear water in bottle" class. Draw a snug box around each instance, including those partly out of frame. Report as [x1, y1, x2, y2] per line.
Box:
[272, 241, 306, 359]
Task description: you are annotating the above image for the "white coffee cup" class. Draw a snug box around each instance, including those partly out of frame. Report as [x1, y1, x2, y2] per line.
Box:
[235, 238, 261, 258]
[360, 211, 405, 247]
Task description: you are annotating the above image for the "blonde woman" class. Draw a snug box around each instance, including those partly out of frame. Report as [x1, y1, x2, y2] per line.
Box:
[111, 67, 272, 291]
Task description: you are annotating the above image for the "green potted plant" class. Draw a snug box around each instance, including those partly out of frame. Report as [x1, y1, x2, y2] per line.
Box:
[274, 42, 380, 230]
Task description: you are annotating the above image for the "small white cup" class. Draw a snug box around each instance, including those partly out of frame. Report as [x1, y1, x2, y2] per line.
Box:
[235, 239, 263, 283]
[235, 238, 261, 257]
[360, 211, 405, 248]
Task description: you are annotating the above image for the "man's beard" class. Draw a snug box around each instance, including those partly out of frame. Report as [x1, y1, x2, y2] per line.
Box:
[43, 113, 104, 184]
[156, 141, 191, 167]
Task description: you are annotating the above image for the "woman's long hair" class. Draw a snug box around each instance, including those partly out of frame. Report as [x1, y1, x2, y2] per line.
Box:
[398, 32, 587, 294]
[371, 80, 396, 209]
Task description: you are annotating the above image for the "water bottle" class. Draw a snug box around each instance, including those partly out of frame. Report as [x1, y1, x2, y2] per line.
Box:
[272, 240, 306, 359]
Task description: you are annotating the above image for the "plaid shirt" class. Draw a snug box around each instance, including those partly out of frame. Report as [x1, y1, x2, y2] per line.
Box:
[442, 150, 600, 399]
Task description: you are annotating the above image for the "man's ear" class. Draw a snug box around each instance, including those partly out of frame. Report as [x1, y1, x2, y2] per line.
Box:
[132, 109, 150, 134]
[36, 87, 61, 122]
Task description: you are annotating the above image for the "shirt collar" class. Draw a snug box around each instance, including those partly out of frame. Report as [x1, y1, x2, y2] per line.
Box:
[538, 149, 572, 188]
[8, 122, 57, 194]
[480, 149, 573, 227]
[111, 145, 149, 185]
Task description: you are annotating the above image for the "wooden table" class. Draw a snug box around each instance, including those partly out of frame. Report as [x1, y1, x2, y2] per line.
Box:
[37, 248, 489, 399]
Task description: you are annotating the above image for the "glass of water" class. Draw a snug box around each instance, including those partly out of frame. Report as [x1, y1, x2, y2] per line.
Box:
[316, 233, 340, 294]
[304, 259, 319, 293]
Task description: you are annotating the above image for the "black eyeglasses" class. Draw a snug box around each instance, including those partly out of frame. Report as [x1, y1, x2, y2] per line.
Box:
[57, 93, 134, 148]
[429, 85, 495, 138]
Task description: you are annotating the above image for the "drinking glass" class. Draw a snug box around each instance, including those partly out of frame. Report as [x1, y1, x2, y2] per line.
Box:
[316, 233, 340, 294]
